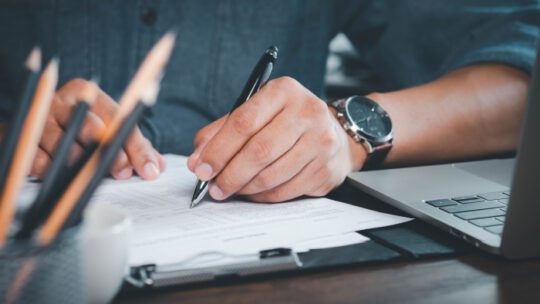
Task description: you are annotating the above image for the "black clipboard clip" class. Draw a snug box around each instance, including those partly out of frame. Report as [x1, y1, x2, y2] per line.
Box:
[125, 248, 302, 288]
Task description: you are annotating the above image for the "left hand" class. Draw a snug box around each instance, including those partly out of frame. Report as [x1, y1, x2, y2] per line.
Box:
[187, 77, 367, 203]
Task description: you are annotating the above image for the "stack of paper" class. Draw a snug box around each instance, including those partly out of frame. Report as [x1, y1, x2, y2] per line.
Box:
[88, 155, 411, 268]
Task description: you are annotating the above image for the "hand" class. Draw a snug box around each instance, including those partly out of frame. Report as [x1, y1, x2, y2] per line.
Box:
[187, 77, 367, 203]
[30, 78, 165, 180]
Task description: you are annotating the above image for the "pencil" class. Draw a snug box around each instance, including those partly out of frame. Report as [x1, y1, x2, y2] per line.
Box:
[37, 33, 175, 245]
[0, 58, 58, 245]
[0, 47, 41, 197]
[15, 80, 99, 240]
[63, 82, 160, 229]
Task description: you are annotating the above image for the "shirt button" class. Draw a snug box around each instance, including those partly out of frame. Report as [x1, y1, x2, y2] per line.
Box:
[141, 8, 157, 26]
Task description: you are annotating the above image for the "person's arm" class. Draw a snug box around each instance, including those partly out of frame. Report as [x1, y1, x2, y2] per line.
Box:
[370, 63, 529, 167]
[188, 64, 528, 203]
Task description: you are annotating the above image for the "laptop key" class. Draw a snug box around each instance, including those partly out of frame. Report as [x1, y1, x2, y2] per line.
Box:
[479, 192, 508, 201]
[441, 201, 504, 213]
[456, 198, 485, 204]
[469, 217, 502, 227]
[455, 208, 506, 220]
[498, 198, 509, 205]
[485, 225, 504, 235]
[426, 199, 457, 207]
[496, 216, 506, 222]
[452, 195, 479, 202]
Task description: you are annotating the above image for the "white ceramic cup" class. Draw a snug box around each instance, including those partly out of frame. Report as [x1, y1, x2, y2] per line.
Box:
[80, 203, 132, 304]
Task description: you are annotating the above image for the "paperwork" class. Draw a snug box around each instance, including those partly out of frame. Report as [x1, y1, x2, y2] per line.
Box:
[88, 155, 411, 267]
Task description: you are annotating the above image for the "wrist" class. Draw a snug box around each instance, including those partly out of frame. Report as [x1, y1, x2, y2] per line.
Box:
[328, 94, 394, 170]
[328, 105, 368, 171]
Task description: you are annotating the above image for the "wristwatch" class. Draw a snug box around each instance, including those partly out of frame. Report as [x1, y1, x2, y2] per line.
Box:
[329, 96, 393, 168]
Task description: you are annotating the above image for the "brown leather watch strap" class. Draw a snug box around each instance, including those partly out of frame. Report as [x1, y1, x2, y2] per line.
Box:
[362, 142, 392, 170]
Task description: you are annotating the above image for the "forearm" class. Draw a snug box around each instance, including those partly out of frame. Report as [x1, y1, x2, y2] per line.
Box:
[369, 64, 529, 167]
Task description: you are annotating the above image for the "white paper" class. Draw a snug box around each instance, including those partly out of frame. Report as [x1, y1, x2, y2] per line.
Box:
[87, 155, 411, 267]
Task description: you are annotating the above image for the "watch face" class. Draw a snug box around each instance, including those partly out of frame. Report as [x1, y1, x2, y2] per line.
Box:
[346, 96, 392, 141]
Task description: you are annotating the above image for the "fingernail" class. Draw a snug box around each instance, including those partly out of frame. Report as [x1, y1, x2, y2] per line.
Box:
[143, 162, 160, 180]
[195, 163, 213, 181]
[209, 184, 224, 200]
[117, 167, 133, 180]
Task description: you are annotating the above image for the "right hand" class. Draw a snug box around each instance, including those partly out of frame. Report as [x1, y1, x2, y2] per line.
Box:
[29, 78, 165, 180]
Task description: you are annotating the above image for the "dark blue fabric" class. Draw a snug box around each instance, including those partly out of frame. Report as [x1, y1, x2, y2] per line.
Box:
[0, 0, 538, 155]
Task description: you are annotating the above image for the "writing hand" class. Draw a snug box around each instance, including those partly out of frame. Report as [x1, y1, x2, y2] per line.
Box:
[187, 77, 367, 203]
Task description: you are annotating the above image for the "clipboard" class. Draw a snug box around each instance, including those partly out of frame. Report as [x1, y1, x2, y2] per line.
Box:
[123, 221, 471, 290]
[125, 248, 301, 288]
[121, 184, 472, 291]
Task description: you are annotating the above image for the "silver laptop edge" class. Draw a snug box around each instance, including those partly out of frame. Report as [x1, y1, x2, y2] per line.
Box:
[348, 45, 540, 259]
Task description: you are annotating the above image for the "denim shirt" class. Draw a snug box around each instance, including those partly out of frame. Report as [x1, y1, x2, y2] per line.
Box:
[0, 0, 538, 155]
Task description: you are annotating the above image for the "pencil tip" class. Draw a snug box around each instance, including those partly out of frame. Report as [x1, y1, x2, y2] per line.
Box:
[25, 47, 42, 72]
[141, 80, 161, 106]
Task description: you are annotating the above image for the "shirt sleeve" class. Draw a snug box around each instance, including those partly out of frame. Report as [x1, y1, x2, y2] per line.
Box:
[339, 0, 540, 91]
[439, 2, 540, 75]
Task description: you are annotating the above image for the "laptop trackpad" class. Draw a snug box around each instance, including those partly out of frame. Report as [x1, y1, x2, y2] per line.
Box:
[454, 158, 515, 188]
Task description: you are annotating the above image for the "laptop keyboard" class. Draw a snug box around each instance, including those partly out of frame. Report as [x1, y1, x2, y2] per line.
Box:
[426, 191, 509, 236]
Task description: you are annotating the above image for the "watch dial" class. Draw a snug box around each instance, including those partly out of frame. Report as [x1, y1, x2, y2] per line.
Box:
[347, 97, 392, 140]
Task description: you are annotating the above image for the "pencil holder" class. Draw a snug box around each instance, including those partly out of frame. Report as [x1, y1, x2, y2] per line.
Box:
[0, 227, 86, 304]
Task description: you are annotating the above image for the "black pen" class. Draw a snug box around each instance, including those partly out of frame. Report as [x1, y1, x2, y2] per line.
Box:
[190, 46, 278, 208]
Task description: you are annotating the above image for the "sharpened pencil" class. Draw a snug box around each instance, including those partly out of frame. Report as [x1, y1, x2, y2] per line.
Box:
[0, 47, 41, 197]
[15, 80, 99, 240]
[63, 82, 160, 229]
[36, 33, 174, 245]
[0, 58, 58, 245]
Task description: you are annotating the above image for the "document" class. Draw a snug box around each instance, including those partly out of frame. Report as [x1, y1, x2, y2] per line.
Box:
[88, 155, 411, 267]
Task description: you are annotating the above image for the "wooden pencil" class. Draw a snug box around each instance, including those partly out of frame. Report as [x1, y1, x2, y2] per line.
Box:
[0, 47, 41, 197]
[37, 32, 175, 245]
[15, 80, 99, 239]
[0, 58, 58, 245]
[63, 81, 160, 229]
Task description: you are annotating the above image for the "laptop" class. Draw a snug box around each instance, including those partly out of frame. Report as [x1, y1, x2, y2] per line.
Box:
[348, 47, 540, 259]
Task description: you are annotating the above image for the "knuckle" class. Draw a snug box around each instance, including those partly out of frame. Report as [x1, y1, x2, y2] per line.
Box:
[271, 76, 299, 91]
[248, 138, 274, 164]
[215, 171, 237, 193]
[34, 152, 49, 175]
[319, 129, 339, 149]
[230, 108, 257, 136]
[252, 171, 274, 190]
[67, 78, 88, 89]
[79, 119, 102, 142]
[317, 164, 332, 180]
[300, 99, 326, 120]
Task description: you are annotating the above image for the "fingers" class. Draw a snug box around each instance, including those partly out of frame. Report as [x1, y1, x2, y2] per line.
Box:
[37, 78, 163, 181]
[247, 159, 330, 203]
[124, 129, 161, 180]
[187, 115, 227, 171]
[209, 110, 304, 200]
[29, 148, 52, 179]
[237, 134, 318, 195]
[192, 77, 296, 182]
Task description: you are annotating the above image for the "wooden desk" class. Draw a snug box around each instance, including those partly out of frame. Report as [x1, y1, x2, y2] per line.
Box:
[116, 185, 540, 304]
